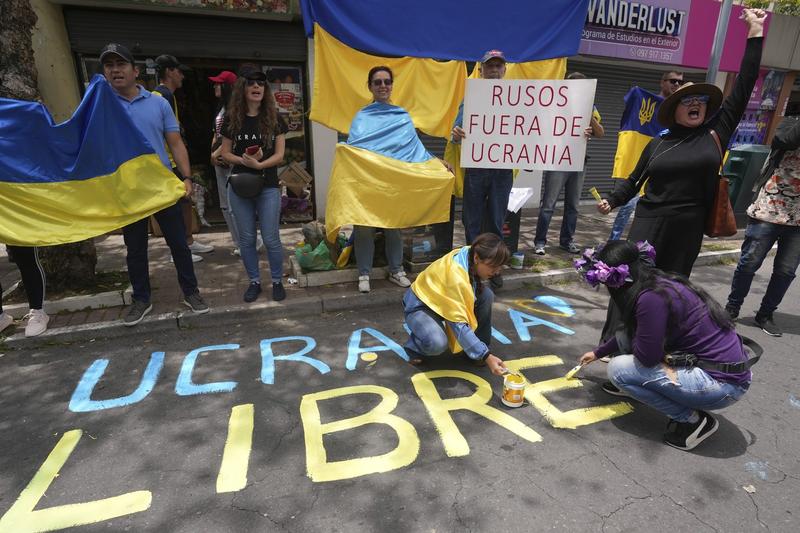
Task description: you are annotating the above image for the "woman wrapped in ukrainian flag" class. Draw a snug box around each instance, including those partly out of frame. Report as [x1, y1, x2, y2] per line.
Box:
[403, 232, 509, 375]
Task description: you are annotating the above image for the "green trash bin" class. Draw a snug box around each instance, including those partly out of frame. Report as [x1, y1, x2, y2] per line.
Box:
[721, 144, 771, 226]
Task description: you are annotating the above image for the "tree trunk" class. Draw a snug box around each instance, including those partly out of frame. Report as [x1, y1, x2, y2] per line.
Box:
[1, 0, 97, 292]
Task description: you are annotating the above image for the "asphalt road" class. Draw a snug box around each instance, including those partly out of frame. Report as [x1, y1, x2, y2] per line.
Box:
[1, 259, 798, 532]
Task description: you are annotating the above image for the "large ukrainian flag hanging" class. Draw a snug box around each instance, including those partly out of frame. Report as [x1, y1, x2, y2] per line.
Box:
[325, 102, 454, 243]
[0, 75, 185, 246]
[612, 87, 665, 179]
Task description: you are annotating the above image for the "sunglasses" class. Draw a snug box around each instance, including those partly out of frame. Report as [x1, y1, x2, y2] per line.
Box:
[371, 79, 393, 87]
[679, 94, 710, 106]
[246, 79, 266, 87]
[665, 78, 684, 85]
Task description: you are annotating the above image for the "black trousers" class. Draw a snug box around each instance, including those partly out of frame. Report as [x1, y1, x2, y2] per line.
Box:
[600, 207, 706, 343]
[0, 245, 46, 312]
[122, 201, 198, 304]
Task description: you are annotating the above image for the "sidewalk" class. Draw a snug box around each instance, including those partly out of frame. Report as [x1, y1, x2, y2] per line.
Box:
[1, 206, 746, 348]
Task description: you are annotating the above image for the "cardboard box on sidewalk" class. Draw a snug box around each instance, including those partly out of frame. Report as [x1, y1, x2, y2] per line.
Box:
[279, 162, 313, 196]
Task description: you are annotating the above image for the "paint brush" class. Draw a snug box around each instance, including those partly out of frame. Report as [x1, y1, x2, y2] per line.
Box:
[589, 187, 602, 202]
[564, 364, 583, 380]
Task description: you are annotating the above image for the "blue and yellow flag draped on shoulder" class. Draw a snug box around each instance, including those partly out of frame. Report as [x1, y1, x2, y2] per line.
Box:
[0, 75, 184, 246]
[325, 102, 453, 243]
[411, 246, 477, 353]
[612, 87, 665, 179]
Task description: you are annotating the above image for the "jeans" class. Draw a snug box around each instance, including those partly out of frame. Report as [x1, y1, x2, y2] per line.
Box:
[726, 218, 800, 316]
[353, 226, 403, 276]
[609, 195, 639, 241]
[215, 165, 240, 247]
[608, 355, 748, 423]
[403, 286, 493, 359]
[462, 168, 513, 244]
[228, 186, 283, 284]
[534, 170, 584, 247]
[123, 201, 198, 303]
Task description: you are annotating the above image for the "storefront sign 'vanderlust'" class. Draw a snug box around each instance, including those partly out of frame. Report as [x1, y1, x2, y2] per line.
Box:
[460, 79, 597, 171]
[579, 0, 691, 64]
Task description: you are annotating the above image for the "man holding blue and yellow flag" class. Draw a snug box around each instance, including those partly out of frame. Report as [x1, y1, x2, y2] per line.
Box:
[608, 70, 683, 240]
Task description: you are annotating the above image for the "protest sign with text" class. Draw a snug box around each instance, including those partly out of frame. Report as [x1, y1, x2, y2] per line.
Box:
[460, 78, 597, 171]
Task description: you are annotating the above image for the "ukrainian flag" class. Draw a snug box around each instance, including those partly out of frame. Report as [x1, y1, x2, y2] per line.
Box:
[612, 87, 665, 179]
[411, 246, 476, 353]
[325, 102, 454, 243]
[0, 75, 185, 246]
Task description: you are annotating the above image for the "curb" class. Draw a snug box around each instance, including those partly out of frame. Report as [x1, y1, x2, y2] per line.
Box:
[2, 248, 748, 350]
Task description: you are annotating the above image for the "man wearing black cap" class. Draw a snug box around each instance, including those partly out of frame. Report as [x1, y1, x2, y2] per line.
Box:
[99, 43, 209, 325]
[452, 49, 513, 288]
[152, 54, 215, 260]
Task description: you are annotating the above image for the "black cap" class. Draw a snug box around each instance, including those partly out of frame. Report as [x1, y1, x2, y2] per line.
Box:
[100, 43, 135, 64]
[238, 65, 267, 81]
[155, 54, 190, 72]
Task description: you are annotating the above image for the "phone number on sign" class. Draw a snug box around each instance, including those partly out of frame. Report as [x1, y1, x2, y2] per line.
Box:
[629, 47, 674, 61]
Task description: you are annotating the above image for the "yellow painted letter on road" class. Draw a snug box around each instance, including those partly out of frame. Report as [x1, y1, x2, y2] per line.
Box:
[505, 356, 634, 429]
[216, 403, 255, 493]
[411, 370, 542, 457]
[0, 429, 151, 533]
[300, 385, 420, 482]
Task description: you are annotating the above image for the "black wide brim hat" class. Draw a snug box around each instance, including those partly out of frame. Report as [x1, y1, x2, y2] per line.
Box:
[657, 82, 723, 127]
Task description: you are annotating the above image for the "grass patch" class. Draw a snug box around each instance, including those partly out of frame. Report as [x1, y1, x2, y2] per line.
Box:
[702, 243, 740, 252]
[526, 257, 573, 273]
[4, 270, 128, 304]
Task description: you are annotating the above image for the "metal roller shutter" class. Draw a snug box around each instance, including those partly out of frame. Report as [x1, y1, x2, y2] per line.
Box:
[566, 59, 705, 200]
[63, 7, 306, 61]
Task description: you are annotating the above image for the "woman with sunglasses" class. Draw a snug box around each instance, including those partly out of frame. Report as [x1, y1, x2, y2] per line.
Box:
[220, 66, 288, 302]
[346, 66, 417, 293]
[595, 9, 766, 343]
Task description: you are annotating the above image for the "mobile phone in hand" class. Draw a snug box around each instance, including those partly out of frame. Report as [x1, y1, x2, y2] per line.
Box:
[245, 145, 260, 155]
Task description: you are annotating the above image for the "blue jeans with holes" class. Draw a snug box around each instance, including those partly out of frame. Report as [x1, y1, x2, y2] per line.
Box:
[228, 186, 283, 284]
[534, 170, 584, 247]
[403, 286, 493, 360]
[462, 168, 513, 244]
[353, 226, 403, 276]
[726, 218, 800, 316]
[608, 355, 749, 422]
[609, 195, 639, 241]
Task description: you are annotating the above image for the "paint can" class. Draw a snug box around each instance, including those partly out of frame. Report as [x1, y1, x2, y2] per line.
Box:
[510, 252, 524, 270]
[501, 373, 525, 408]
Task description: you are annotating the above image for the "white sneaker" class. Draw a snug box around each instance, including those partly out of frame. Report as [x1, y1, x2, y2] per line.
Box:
[24, 309, 49, 337]
[232, 248, 241, 256]
[171, 253, 203, 263]
[0, 312, 14, 334]
[358, 275, 371, 293]
[388, 271, 411, 288]
[189, 240, 214, 253]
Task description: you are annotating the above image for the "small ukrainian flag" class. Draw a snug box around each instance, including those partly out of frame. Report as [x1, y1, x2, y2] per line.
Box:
[612, 87, 665, 179]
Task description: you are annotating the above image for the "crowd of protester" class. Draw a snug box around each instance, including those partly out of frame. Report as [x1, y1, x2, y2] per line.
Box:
[2, 6, 795, 453]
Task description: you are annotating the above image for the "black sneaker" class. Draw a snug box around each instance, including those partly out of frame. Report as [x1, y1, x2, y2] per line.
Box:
[123, 300, 153, 327]
[755, 313, 782, 337]
[183, 293, 210, 314]
[725, 305, 739, 321]
[489, 273, 503, 290]
[663, 411, 719, 451]
[243, 282, 262, 303]
[272, 282, 286, 302]
[601, 381, 629, 397]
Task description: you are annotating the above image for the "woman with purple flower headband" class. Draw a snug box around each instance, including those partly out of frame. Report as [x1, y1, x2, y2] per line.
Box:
[574, 241, 754, 451]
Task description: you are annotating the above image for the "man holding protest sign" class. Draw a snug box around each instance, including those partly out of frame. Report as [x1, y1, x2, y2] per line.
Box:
[452, 50, 512, 288]
[533, 71, 604, 255]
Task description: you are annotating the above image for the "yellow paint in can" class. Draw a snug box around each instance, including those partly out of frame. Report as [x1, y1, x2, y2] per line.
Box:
[501, 373, 526, 408]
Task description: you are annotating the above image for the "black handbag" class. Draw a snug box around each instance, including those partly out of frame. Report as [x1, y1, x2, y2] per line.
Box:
[228, 171, 265, 198]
